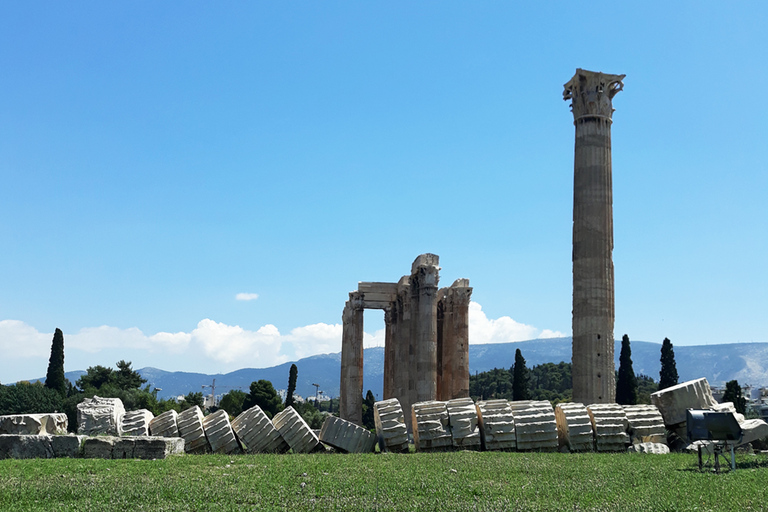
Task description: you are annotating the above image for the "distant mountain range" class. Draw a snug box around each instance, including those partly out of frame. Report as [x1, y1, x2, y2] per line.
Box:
[46, 337, 768, 401]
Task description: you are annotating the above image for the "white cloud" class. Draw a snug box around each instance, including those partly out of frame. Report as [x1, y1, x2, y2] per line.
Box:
[0, 303, 564, 382]
[235, 293, 259, 301]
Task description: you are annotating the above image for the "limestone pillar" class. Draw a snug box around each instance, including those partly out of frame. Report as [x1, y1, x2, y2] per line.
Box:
[437, 279, 472, 400]
[410, 254, 440, 404]
[339, 292, 364, 425]
[563, 68, 625, 404]
[392, 278, 413, 431]
[383, 306, 395, 400]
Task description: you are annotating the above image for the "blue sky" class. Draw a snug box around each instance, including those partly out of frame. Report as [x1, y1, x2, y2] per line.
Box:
[1, 3, 766, 383]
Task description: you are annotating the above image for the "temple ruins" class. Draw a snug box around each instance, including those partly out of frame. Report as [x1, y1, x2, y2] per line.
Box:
[338, 254, 472, 428]
[564, 69, 625, 404]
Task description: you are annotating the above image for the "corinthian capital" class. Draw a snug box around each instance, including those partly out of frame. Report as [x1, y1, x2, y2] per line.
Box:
[563, 68, 625, 122]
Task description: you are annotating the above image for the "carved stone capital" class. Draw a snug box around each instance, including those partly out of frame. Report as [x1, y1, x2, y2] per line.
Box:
[563, 68, 625, 122]
[414, 265, 440, 290]
[349, 291, 365, 311]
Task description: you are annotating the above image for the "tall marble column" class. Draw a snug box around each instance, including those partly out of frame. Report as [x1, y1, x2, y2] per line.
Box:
[382, 306, 395, 400]
[563, 68, 625, 404]
[437, 279, 472, 400]
[409, 254, 440, 404]
[339, 291, 364, 425]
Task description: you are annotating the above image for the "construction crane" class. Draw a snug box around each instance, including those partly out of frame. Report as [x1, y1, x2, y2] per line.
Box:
[201, 379, 241, 408]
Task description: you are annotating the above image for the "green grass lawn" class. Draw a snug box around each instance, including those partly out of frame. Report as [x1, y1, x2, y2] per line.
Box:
[2, 451, 767, 511]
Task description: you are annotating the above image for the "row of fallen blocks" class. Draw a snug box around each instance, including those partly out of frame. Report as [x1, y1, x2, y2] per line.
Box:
[376, 397, 668, 454]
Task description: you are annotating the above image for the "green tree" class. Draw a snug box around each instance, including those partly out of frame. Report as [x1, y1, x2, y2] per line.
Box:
[0, 381, 64, 415]
[76, 365, 114, 391]
[114, 360, 146, 390]
[180, 391, 205, 410]
[285, 364, 298, 408]
[219, 389, 247, 417]
[243, 380, 283, 419]
[658, 338, 679, 391]
[722, 379, 747, 415]
[616, 334, 638, 405]
[44, 328, 67, 395]
[361, 390, 376, 430]
[512, 348, 531, 401]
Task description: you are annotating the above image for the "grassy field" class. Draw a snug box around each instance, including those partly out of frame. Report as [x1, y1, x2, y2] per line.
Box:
[2, 451, 768, 511]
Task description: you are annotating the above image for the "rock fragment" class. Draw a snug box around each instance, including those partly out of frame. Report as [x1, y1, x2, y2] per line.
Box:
[622, 404, 666, 445]
[650, 378, 717, 427]
[231, 405, 288, 454]
[587, 403, 629, 452]
[0, 413, 68, 435]
[272, 406, 320, 453]
[202, 409, 242, 454]
[446, 398, 481, 449]
[412, 401, 452, 451]
[476, 399, 516, 451]
[628, 442, 670, 454]
[121, 409, 154, 436]
[319, 416, 376, 453]
[373, 398, 409, 453]
[177, 406, 210, 454]
[149, 410, 180, 438]
[77, 396, 125, 436]
[555, 402, 593, 452]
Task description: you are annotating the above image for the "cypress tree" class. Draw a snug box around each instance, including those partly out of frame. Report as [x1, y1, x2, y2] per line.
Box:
[44, 328, 67, 395]
[616, 334, 638, 405]
[658, 337, 679, 391]
[285, 364, 298, 408]
[722, 380, 747, 415]
[512, 348, 531, 401]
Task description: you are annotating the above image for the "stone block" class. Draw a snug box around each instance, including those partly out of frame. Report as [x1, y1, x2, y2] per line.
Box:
[202, 409, 242, 454]
[121, 409, 155, 437]
[231, 405, 288, 454]
[0, 413, 68, 435]
[149, 410, 180, 438]
[446, 398, 480, 449]
[272, 406, 320, 453]
[0, 434, 54, 459]
[319, 416, 376, 453]
[509, 401, 558, 451]
[622, 404, 666, 445]
[650, 378, 717, 427]
[84, 436, 185, 459]
[476, 400, 516, 451]
[51, 435, 86, 457]
[555, 403, 593, 452]
[587, 403, 629, 452]
[628, 442, 670, 454]
[177, 406, 210, 454]
[412, 401, 452, 451]
[77, 396, 125, 436]
[82, 437, 116, 459]
[373, 398, 409, 453]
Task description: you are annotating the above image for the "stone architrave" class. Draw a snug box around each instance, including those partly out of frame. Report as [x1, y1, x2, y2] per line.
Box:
[339, 292, 364, 425]
[202, 409, 242, 454]
[412, 400, 452, 452]
[622, 404, 666, 445]
[149, 410, 180, 438]
[446, 398, 481, 449]
[231, 405, 289, 454]
[121, 409, 154, 437]
[177, 406, 211, 454]
[476, 400, 517, 451]
[373, 398, 409, 453]
[77, 396, 125, 436]
[0, 413, 68, 435]
[564, 69, 625, 405]
[319, 416, 376, 453]
[410, 255, 440, 405]
[508, 400, 558, 451]
[555, 402, 594, 452]
[650, 378, 718, 427]
[272, 406, 320, 453]
[628, 442, 670, 454]
[437, 280, 472, 401]
[587, 403, 630, 452]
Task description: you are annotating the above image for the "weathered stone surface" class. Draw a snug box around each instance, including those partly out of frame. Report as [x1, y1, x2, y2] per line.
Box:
[202, 409, 241, 454]
[555, 402, 593, 452]
[77, 396, 125, 436]
[319, 416, 376, 453]
[565, 68, 625, 405]
[272, 406, 320, 453]
[650, 378, 717, 426]
[373, 398, 409, 453]
[412, 401, 452, 451]
[436, 280, 472, 401]
[628, 442, 670, 454]
[84, 436, 184, 459]
[587, 403, 629, 452]
[509, 400, 558, 451]
[0, 413, 68, 435]
[121, 409, 154, 437]
[622, 404, 666, 445]
[0, 434, 54, 459]
[177, 406, 210, 454]
[231, 405, 288, 454]
[476, 399, 516, 451]
[446, 398, 480, 449]
[51, 435, 86, 458]
[149, 409, 180, 438]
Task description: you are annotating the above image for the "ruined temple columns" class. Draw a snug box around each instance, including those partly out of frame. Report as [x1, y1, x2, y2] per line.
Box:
[339, 292, 364, 425]
[563, 68, 625, 404]
[437, 279, 473, 401]
[410, 254, 440, 404]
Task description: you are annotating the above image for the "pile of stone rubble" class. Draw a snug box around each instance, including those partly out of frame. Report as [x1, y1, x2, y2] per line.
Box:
[2, 378, 766, 460]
